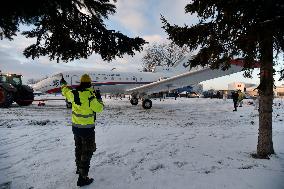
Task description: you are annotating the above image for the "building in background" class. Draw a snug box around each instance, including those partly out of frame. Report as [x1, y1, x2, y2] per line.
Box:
[227, 82, 256, 97]
[228, 82, 246, 92]
[228, 82, 284, 98]
[275, 85, 284, 97]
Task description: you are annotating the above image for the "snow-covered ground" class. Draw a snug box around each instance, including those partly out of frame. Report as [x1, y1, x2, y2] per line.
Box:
[0, 96, 284, 189]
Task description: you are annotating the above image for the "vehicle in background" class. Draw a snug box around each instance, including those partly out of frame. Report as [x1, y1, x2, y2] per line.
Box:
[0, 71, 34, 108]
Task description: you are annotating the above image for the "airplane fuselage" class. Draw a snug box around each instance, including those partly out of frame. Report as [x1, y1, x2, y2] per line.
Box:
[33, 70, 174, 94]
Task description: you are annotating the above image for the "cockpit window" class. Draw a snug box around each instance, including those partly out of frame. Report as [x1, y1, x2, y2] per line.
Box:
[12, 77, 21, 85]
[0, 75, 7, 82]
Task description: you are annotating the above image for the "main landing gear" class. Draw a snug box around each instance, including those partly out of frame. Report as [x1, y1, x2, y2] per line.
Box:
[142, 99, 152, 109]
[130, 96, 152, 109]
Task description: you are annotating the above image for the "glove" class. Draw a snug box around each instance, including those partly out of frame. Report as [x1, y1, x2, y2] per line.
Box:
[95, 90, 102, 100]
[60, 76, 67, 85]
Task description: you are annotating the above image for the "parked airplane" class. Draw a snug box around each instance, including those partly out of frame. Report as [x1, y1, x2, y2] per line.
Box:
[32, 56, 254, 109]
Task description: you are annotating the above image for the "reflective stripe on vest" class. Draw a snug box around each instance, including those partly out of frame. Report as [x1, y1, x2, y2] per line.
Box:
[72, 111, 95, 118]
[72, 123, 95, 128]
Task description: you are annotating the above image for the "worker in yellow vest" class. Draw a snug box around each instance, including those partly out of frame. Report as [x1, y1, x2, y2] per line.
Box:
[61, 74, 104, 187]
[237, 90, 245, 107]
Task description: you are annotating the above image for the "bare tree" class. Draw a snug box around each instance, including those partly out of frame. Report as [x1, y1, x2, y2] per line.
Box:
[27, 79, 37, 85]
[142, 42, 190, 72]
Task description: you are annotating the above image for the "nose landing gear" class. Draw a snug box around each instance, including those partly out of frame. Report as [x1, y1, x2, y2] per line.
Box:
[130, 97, 138, 105]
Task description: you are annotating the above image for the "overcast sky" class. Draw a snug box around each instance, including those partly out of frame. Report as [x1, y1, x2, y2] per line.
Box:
[0, 0, 283, 89]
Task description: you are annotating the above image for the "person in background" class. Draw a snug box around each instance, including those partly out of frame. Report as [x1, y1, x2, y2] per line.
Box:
[232, 91, 239, 111]
[253, 89, 260, 110]
[223, 91, 228, 101]
[60, 74, 104, 187]
[174, 90, 178, 100]
[253, 95, 259, 110]
[237, 90, 245, 107]
[216, 91, 221, 99]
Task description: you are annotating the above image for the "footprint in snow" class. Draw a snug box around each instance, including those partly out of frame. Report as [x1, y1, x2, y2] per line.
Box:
[149, 164, 165, 173]
[173, 161, 188, 168]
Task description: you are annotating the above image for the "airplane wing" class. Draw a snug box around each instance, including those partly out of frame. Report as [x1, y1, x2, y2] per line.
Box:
[127, 62, 246, 95]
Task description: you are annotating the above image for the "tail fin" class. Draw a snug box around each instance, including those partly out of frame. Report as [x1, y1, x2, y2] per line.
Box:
[152, 54, 204, 74]
[169, 54, 206, 74]
[172, 54, 192, 69]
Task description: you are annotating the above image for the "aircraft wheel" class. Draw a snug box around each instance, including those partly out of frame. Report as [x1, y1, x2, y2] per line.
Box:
[142, 99, 152, 109]
[130, 98, 138, 105]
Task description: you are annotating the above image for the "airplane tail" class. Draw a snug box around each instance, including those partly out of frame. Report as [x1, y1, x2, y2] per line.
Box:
[170, 54, 196, 73]
[152, 54, 196, 74]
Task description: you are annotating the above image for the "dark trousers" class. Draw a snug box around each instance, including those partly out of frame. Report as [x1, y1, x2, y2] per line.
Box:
[233, 100, 238, 111]
[74, 132, 96, 177]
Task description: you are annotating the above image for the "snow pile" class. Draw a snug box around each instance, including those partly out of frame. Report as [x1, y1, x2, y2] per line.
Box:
[0, 96, 284, 189]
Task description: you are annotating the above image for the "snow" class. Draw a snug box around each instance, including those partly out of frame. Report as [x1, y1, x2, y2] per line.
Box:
[0, 96, 284, 189]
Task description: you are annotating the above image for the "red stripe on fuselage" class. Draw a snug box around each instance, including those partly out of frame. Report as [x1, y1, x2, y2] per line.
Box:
[46, 87, 63, 94]
[46, 81, 152, 94]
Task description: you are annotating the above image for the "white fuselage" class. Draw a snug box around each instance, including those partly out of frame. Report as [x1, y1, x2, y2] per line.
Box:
[33, 69, 175, 94]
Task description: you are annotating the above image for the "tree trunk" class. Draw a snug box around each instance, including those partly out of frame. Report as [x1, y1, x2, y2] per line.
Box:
[256, 31, 275, 158]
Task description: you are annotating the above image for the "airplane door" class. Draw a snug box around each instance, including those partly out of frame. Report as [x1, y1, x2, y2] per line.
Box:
[132, 76, 137, 83]
[70, 75, 79, 86]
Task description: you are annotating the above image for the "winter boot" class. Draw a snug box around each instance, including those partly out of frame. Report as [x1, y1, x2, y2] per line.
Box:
[77, 175, 94, 187]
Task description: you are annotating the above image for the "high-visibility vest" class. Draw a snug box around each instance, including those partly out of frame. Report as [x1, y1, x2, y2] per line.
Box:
[61, 85, 104, 128]
[238, 92, 245, 101]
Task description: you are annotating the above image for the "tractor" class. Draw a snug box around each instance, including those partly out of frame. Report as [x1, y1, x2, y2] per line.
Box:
[0, 72, 34, 108]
